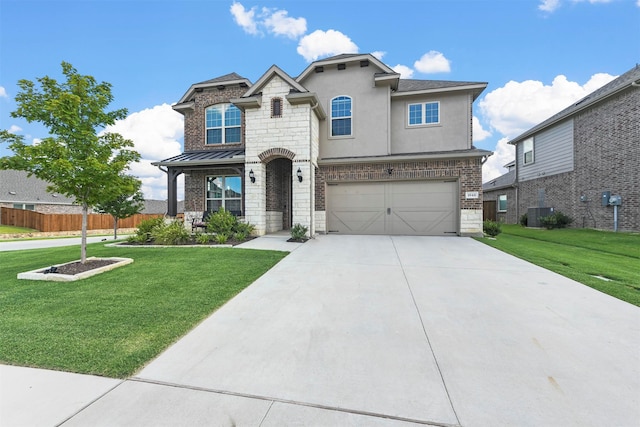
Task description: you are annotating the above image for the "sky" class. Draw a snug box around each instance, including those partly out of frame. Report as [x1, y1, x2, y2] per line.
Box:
[1, 0, 639, 200]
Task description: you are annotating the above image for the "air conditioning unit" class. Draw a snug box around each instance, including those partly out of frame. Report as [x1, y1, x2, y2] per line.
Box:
[527, 207, 554, 228]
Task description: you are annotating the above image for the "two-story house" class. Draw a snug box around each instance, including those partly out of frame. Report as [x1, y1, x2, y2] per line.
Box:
[507, 65, 639, 232]
[153, 54, 490, 236]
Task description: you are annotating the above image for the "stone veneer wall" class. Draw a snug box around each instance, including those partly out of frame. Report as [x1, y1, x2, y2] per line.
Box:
[315, 157, 484, 235]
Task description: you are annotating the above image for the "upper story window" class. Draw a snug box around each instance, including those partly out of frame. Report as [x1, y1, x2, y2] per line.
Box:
[523, 138, 534, 165]
[271, 97, 282, 118]
[205, 103, 241, 144]
[408, 101, 440, 126]
[331, 96, 352, 137]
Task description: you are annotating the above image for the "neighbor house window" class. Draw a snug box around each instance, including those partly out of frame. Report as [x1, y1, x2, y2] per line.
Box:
[498, 194, 507, 212]
[331, 96, 352, 137]
[13, 204, 35, 211]
[205, 104, 241, 144]
[408, 101, 440, 126]
[206, 176, 242, 214]
[523, 138, 534, 165]
[271, 97, 282, 118]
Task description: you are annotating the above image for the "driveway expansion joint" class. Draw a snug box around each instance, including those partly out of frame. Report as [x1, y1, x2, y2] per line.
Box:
[130, 377, 460, 427]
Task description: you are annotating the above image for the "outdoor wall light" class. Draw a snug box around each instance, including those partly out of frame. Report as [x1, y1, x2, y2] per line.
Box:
[297, 168, 303, 182]
[249, 169, 256, 183]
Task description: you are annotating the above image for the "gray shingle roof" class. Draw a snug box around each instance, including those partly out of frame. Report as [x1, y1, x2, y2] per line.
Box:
[397, 79, 487, 92]
[483, 169, 516, 191]
[509, 65, 640, 145]
[0, 170, 76, 205]
[195, 72, 248, 85]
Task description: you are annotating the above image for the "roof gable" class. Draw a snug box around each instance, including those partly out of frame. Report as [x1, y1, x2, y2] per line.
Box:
[242, 65, 307, 98]
[296, 53, 397, 84]
[175, 72, 252, 105]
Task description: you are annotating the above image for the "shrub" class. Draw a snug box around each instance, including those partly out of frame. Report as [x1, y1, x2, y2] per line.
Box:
[483, 220, 502, 237]
[539, 211, 574, 229]
[133, 216, 165, 242]
[214, 233, 229, 244]
[519, 213, 528, 227]
[195, 233, 211, 244]
[206, 208, 238, 236]
[151, 220, 190, 245]
[291, 223, 308, 241]
[234, 221, 255, 237]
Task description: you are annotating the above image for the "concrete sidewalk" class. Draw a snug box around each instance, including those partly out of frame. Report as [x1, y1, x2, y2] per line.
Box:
[1, 235, 639, 426]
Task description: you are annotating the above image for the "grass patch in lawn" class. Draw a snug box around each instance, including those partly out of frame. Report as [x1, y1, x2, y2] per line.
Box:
[0, 225, 38, 235]
[476, 225, 640, 306]
[0, 243, 287, 378]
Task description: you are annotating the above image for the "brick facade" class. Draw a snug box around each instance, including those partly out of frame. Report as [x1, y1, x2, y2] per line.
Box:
[482, 187, 518, 224]
[516, 86, 639, 231]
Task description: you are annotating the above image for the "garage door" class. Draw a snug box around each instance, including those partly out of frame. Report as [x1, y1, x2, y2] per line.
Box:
[327, 180, 458, 235]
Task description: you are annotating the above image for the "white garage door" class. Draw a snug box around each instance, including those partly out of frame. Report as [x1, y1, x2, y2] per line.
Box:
[327, 180, 458, 235]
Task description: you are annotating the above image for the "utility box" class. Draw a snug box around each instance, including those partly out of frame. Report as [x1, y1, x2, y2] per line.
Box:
[527, 207, 554, 227]
[609, 195, 622, 206]
[601, 191, 611, 206]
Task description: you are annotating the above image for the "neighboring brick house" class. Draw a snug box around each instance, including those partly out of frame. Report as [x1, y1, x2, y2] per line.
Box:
[154, 54, 490, 236]
[508, 65, 640, 232]
[483, 161, 517, 224]
[0, 169, 81, 214]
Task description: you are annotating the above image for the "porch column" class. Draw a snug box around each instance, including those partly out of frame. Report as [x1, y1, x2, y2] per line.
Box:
[167, 168, 182, 217]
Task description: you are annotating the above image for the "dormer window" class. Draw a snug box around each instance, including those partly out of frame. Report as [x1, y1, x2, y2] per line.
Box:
[205, 103, 241, 144]
[271, 97, 282, 118]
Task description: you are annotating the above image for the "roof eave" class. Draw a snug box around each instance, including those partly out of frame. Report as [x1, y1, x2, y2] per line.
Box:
[392, 83, 488, 99]
[285, 92, 327, 120]
[319, 149, 493, 165]
[177, 79, 252, 104]
[152, 156, 246, 168]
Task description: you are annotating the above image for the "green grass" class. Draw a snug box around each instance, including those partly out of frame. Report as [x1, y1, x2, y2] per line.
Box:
[476, 225, 640, 306]
[0, 243, 287, 378]
[0, 225, 37, 234]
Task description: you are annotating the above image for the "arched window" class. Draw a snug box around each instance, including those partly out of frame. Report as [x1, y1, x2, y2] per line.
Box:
[271, 97, 282, 118]
[205, 103, 241, 144]
[331, 96, 352, 137]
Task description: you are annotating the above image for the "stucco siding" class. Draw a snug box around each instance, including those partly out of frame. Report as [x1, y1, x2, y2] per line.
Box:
[301, 64, 390, 158]
[518, 119, 574, 182]
[390, 92, 471, 153]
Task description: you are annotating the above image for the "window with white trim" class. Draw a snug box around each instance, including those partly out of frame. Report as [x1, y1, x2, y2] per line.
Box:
[408, 101, 440, 126]
[331, 96, 352, 137]
[205, 104, 241, 144]
[523, 138, 534, 165]
[206, 176, 242, 214]
[498, 194, 507, 212]
[13, 204, 35, 210]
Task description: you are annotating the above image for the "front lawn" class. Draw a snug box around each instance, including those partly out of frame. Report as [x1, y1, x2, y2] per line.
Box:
[476, 225, 640, 306]
[0, 243, 287, 378]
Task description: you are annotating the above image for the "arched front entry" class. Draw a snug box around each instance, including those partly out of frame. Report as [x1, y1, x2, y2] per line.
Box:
[265, 157, 292, 231]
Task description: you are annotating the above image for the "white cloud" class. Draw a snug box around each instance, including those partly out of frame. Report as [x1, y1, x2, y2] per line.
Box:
[230, 2, 259, 35]
[371, 51, 386, 61]
[637, 0, 640, 7]
[392, 64, 414, 79]
[539, 0, 561, 12]
[478, 73, 616, 138]
[297, 29, 358, 62]
[414, 51, 451, 74]
[472, 116, 491, 142]
[263, 8, 306, 39]
[0, 86, 7, 98]
[32, 138, 42, 146]
[482, 137, 516, 183]
[8, 125, 22, 134]
[103, 103, 184, 200]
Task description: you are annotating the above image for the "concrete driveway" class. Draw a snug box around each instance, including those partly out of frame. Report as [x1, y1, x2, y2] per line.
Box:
[2, 235, 639, 426]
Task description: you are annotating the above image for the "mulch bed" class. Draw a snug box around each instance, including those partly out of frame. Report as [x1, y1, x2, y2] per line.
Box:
[40, 259, 118, 275]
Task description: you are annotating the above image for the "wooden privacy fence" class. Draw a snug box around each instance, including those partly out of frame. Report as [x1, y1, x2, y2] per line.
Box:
[1, 207, 163, 232]
[483, 200, 497, 222]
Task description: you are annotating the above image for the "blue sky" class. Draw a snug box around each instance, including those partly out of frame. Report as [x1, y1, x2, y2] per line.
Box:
[1, 0, 639, 199]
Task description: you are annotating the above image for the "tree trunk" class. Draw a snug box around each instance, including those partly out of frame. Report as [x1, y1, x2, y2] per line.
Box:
[113, 216, 118, 239]
[81, 204, 88, 263]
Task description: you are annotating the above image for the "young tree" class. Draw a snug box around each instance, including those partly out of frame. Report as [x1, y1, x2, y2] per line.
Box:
[94, 176, 146, 239]
[0, 62, 140, 263]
